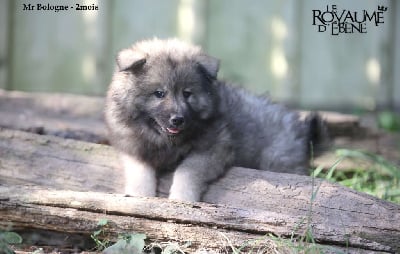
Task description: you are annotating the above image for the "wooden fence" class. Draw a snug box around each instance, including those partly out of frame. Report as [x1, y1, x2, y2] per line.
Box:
[0, 0, 399, 110]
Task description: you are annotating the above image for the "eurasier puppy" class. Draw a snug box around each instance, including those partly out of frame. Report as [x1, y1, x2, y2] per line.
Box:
[105, 38, 326, 202]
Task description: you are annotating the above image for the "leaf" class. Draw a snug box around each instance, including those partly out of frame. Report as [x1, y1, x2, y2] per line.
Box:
[378, 111, 400, 132]
[126, 233, 146, 251]
[0, 243, 15, 254]
[181, 241, 191, 249]
[163, 244, 179, 254]
[311, 165, 324, 177]
[2, 231, 23, 244]
[32, 248, 45, 254]
[97, 218, 109, 227]
[92, 229, 102, 237]
[103, 239, 131, 254]
[102, 234, 146, 254]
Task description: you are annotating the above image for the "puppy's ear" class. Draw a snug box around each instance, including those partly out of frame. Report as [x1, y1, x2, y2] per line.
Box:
[196, 54, 220, 79]
[116, 48, 146, 72]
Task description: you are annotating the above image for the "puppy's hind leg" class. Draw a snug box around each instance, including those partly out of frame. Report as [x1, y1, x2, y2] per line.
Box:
[259, 142, 309, 175]
[120, 153, 157, 197]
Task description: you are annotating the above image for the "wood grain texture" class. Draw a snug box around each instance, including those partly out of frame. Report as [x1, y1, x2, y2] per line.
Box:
[1, 128, 399, 253]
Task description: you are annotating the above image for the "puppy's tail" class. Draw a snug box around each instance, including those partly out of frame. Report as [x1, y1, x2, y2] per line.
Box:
[305, 112, 330, 158]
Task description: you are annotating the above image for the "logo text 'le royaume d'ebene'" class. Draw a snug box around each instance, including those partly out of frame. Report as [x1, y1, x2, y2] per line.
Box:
[312, 5, 388, 35]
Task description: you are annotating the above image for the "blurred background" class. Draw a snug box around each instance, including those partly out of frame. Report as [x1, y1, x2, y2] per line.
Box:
[0, 0, 398, 112]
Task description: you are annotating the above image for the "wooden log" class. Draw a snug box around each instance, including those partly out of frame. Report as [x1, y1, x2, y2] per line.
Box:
[0, 89, 107, 144]
[0, 128, 399, 253]
[0, 186, 394, 254]
[0, 186, 264, 252]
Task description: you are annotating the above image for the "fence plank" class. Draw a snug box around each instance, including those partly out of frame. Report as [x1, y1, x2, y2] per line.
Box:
[0, 0, 9, 89]
[3, 0, 398, 110]
[393, 1, 400, 110]
[10, 0, 110, 95]
[206, 0, 299, 101]
[110, 0, 180, 53]
[299, 0, 393, 109]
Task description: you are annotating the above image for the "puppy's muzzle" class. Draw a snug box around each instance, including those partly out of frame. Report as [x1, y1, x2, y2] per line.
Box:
[169, 114, 185, 127]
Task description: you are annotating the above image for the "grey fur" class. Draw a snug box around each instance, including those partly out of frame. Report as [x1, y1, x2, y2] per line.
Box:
[105, 38, 325, 202]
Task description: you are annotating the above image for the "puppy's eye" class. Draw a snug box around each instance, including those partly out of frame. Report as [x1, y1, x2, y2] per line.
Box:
[182, 90, 192, 98]
[154, 90, 165, 98]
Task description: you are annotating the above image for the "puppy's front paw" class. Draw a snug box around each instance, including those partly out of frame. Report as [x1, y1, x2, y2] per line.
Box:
[169, 178, 201, 202]
[124, 180, 156, 197]
[121, 153, 157, 197]
[169, 189, 199, 202]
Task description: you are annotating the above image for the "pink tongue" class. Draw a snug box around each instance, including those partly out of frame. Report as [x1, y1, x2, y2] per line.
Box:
[167, 128, 180, 134]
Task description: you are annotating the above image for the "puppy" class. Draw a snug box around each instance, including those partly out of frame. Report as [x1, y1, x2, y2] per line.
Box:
[105, 38, 326, 202]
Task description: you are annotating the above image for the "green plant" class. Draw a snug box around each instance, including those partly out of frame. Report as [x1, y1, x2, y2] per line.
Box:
[91, 218, 111, 251]
[336, 149, 400, 203]
[146, 241, 190, 254]
[91, 218, 192, 254]
[0, 231, 23, 254]
[314, 149, 400, 204]
[378, 111, 400, 132]
[103, 233, 146, 254]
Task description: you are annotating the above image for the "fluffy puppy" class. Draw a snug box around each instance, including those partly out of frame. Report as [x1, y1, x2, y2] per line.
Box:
[105, 38, 326, 202]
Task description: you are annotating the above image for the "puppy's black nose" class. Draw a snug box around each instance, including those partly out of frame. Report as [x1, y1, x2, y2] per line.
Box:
[170, 115, 185, 127]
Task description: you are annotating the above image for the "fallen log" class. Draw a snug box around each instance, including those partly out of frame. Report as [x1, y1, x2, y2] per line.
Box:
[0, 185, 396, 254]
[0, 89, 107, 144]
[0, 128, 399, 253]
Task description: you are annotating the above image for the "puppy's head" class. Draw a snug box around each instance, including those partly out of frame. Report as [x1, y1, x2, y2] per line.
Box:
[106, 38, 220, 140]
